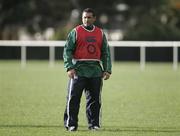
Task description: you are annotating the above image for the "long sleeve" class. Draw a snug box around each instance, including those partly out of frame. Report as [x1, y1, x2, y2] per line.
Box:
[63, 29, 76, 71]
[63, 26, 112, 78]
[101, 33, 112, 74]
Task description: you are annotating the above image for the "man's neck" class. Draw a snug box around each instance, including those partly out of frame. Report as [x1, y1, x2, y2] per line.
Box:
[83, 25, 94, 30]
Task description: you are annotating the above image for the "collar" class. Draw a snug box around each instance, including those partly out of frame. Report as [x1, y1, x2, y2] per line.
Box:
[82, 25, 94, 30]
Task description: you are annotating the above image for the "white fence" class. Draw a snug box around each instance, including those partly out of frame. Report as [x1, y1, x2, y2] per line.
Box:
[0, 40, 179, 70]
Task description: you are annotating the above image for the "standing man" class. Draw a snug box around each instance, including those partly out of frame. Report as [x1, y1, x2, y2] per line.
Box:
[63, 8, 112, 131]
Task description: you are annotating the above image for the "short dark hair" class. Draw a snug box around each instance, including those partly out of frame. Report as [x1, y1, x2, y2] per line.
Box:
[82, 8, 96, 17]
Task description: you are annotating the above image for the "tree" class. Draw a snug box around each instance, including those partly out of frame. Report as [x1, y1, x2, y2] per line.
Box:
[1, 0, 180, 41]
[123, 0, 180, 40]
[0, 0, 73, 39]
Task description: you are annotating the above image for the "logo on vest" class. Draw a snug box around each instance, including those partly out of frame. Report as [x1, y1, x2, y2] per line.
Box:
[85, 36, 96, 43]
[87, 44, 96, 54]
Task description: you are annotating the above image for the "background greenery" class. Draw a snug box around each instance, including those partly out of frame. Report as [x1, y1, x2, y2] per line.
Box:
[0, 61, 180, 136]
[1, 0, 180, 40]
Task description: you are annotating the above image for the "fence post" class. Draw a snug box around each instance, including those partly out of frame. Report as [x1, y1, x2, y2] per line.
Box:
[173, 42, 178, 70]
[49, 46, 55, 67]
[21, 46, 26, 68]
[110, 46, 115, 62]
[140, 43, 146, 71]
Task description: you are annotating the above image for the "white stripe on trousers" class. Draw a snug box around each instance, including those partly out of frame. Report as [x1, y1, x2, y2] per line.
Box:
[66, 78, 73, 127]
[99, 79, 103, 127]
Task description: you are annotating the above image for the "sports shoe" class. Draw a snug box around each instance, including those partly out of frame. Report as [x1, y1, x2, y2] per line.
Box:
[67, 126, 77, 132]
[89, 126, 100, 131]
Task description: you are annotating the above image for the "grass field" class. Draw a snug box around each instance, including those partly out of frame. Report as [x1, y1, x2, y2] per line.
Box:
[0, 60, 180, 136]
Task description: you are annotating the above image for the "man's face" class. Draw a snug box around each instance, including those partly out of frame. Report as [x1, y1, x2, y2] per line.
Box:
[82, 12, 96, 27]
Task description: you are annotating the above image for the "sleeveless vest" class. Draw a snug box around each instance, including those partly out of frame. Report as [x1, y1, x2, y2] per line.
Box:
[73, 25, 103, 61]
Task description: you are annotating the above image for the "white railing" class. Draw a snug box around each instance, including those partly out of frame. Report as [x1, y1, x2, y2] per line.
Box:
[0, 40, 179, 70]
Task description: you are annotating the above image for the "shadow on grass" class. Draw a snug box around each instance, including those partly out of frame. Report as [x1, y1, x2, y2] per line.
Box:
[0, 125, 62, 128]
[0, 125, 180, 133]
[102, 126, 180, 133]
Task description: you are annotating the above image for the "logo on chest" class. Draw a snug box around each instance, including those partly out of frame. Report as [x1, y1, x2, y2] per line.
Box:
[85, 36, 96, 43]
[84, 36, 97, 54]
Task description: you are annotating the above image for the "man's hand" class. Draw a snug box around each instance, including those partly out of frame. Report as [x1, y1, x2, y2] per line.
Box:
[103, 72, 111, 80]
[67, 69, 76, 79]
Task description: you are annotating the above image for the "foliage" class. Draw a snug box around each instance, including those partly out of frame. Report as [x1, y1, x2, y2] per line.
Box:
[123, 13, 180, 40]
[1, 0, 180, 40]
[0, 0, 73, 39]
[123, 0, 180, 40]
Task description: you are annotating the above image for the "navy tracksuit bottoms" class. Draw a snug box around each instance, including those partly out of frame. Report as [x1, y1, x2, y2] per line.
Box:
[64, 76, 102, 129]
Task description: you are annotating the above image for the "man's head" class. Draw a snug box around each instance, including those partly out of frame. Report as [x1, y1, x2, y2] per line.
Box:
[82, 8, 96, 27]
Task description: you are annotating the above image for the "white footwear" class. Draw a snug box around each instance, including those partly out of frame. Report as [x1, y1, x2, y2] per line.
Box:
[68, 126, 77, 131]
[89, 126, 100, 131]
[93, 126, 100, 130]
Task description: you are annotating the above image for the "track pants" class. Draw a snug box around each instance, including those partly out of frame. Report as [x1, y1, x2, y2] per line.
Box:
[64, 76, 102, 129]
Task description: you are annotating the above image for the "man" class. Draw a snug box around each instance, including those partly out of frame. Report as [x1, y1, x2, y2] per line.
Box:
[63, 8, 112, 131]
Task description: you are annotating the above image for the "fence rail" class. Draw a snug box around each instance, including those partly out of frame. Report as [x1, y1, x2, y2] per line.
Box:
[0, 40, 179, 70]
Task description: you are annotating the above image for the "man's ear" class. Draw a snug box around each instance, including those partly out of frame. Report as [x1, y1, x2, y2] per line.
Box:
[94, 16, 96, 22]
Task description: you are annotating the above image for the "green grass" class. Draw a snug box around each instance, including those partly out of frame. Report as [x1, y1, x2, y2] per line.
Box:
[0, 60, 180, 136]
